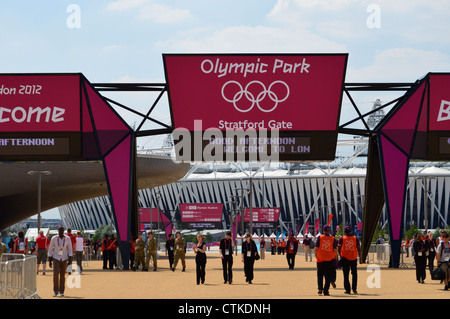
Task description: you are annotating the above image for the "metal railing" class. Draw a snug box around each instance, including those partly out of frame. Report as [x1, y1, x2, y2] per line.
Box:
[0, 253, 40, 299]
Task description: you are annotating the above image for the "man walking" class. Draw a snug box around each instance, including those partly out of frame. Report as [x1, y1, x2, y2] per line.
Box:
[172, 231, 186, 272]
[285, 232, 298, 270]
[48, 227, 73, 297]
[145, 231, 158, 271]
[338, 226, 362, 294]
[315, 225, 337, 296]
[35, 230, 49, 275]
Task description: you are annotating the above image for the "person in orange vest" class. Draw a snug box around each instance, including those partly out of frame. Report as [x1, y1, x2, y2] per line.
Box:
[338, 226, 362, 294]
[285, 232, 298, 270]
[270, 239, 276, 255]
[108, 234, 118, 270]
[281, 238, 287, 255]
[315, 225, 337, 296]
[101, 234, 110, 270]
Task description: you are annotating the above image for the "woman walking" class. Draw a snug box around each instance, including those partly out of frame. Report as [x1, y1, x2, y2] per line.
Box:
[242, 233, 258, 284]
[194, 234, 207, 285]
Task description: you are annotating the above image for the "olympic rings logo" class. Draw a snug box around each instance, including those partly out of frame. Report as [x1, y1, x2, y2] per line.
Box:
[221, 80, 290, 113]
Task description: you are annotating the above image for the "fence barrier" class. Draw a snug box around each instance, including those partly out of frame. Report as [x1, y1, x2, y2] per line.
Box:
[0, 253, 40, 299]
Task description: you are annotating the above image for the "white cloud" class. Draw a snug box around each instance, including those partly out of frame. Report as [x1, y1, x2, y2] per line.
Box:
[347, 48, 450, 82]
[157, 25, 347, 53]
[107, 0, 193, 24]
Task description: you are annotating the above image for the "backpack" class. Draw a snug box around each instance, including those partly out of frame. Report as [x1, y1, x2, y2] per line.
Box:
[309, 239, 315, 249]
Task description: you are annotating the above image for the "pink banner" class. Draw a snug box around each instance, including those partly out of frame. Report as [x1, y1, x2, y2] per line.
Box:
[304, 221, 309, 235]
[0, 75, 80, 132]
[430, 74, 450, 131]
[315, 218, 320, 235]
[164, 54, 347, 132]
[180, 203, 223, 222]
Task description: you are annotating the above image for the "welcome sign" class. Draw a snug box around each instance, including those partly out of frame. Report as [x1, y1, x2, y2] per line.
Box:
[0, 74, 81, 160]
[163, 54, 348, 162]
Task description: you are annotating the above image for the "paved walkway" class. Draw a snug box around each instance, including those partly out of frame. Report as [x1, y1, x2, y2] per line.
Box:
[35, 251, 449, 300]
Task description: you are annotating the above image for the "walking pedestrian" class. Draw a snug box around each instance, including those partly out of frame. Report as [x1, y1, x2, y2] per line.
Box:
[436, 231, 450, 290]
[338, 226, 362, 294]
[133, 233, 145, 271]
[220, 231, 234, 284]
[14, 231, 28, 255]
[426, 231, 436, 273]
[166, 233, 175, 270]
[101, 234, 110, 270]
[108, 234, 118, 270]
[145, 231, 158, 271]
[413, 232, 428, 284]
[75, 231, 85, 274]
[48, 227, 73, 297]
[35, 230, 49, 275]
[242, 233, 258, 284]
[194, 234, 207, 285]
[315, 225, 337, 296]
[285, 232, 298, 270]
[259, 236, 266, 260]
[172, 231, 186, 272]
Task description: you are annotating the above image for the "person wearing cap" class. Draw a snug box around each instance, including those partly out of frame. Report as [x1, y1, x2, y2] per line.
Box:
[338, 226, 362, 294]
[315, 224, 337, 296]
[285, 232, 298, 270]
[133, 232, 145, 271]
[220, 231, 234, 284]
[145, 231, 158, 271]
[242, 233, 258, 284]
[172, 231, 186, 272]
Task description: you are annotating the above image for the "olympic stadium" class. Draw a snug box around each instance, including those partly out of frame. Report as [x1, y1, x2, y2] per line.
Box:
[59, 134, 450, 236]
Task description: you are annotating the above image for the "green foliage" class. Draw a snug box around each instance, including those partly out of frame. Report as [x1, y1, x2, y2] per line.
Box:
[372, 224, 388, 243]
[92, 225, 115, 242]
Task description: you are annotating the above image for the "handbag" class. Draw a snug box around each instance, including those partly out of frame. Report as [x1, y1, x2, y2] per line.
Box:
[255, 252, 260, 260]
[431, 267, 445, 281]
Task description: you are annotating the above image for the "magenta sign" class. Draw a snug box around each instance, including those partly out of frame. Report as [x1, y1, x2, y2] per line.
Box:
[180, 203, 223, 229]
[163, 54, 347, 162]
[0, 74, 80, 132]
[242, 207, 280, 229]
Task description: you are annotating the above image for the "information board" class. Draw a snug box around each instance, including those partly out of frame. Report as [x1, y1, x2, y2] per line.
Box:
[180, 203, 223, 229]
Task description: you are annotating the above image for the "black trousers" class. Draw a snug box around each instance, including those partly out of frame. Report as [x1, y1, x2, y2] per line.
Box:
[427, 251, 435, 272]
[286, 253, 296, 269]
[196, 257, 206, 284]
[244, 257, 255, 282]
[317, 261, 333, 293]
[168, 251, 174, 269]
[222, 256, 233, 282]
[341, 257, 358, 292]
[415, 255, 427, 282]
[102, 250, 109, 269]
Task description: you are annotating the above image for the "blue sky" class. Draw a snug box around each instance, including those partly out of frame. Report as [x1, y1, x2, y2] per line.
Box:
[1, 0, 449, 219]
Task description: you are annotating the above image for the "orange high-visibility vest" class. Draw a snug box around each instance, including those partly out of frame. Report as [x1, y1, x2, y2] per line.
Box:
[317, 235, 335, 262]
[340, 235, 358, 261]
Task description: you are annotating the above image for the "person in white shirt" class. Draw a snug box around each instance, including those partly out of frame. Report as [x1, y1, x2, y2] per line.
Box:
[436, 231, 450, 290]
[48, 227, 73, 297]
[75, 231, 85, 274]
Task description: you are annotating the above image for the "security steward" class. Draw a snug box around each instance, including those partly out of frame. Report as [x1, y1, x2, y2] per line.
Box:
[338, 226, 362, 294]
[145, 231, 158, 271]
[315, 225, 337, 296]
[101, 234, 110, 270]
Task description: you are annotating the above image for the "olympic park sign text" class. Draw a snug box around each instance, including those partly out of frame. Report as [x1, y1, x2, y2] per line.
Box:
[163, 54, 348, 162]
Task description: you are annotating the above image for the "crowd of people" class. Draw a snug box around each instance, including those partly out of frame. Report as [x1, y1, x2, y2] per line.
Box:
[2, 225, 450, 296]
